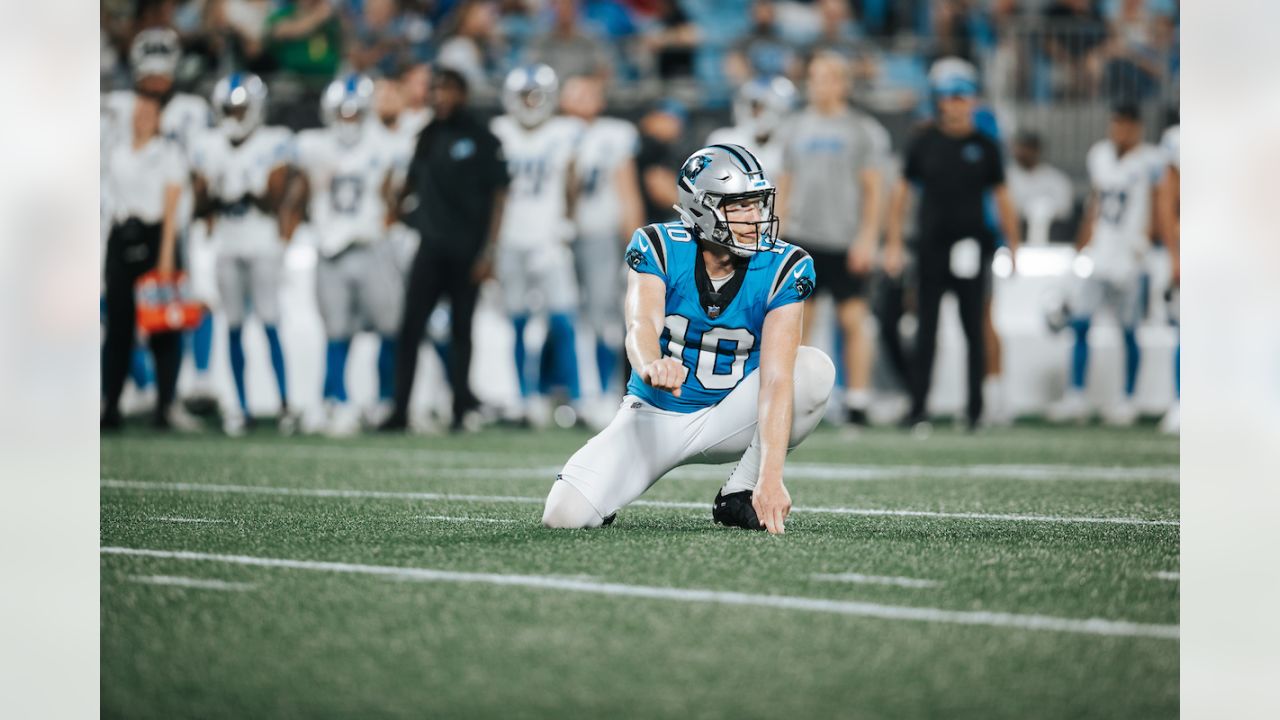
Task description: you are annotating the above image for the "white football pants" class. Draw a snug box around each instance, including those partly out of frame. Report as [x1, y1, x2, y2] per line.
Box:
[543, 346, 835, 528]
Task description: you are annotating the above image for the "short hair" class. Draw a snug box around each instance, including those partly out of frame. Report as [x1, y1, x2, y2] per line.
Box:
[1013, 130, 1042, 151]
[1111, 101, 1142, 122]
[433, 66, 469, 95]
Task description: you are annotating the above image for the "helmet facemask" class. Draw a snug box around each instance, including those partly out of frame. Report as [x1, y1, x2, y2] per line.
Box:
[698, 189, 779, 257]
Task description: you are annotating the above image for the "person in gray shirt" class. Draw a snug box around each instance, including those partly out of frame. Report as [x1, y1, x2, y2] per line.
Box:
[775, 52, 888, 426]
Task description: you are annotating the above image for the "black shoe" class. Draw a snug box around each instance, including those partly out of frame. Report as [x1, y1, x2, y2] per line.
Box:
[846, 406, 869, 427]
[101, 410, 124, 433]
[712, 490, 766, 531]
[183, 395, 219, 417]
[601, 512, 617, 527]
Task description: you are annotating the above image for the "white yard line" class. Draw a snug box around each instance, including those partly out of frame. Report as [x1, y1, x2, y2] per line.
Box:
[417, 515, 516, 524]
[106, 439, 1178, 483]
[127, 574, 255, 591]
[101, 547, 1177, 640]
[1151, 571, 1180, 581]
[811, 573, 942, 589]
[101, 479, 1179, 527]
[148, 516, 228, 524]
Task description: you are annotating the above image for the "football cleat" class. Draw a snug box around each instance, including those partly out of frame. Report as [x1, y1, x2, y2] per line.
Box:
[712, 490, 766, 531]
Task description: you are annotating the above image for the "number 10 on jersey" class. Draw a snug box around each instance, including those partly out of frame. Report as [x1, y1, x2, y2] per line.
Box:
[662, 314, 756, 390]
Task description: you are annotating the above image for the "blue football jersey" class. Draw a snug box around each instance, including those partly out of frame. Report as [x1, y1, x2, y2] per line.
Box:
[623, 221, 816, 412]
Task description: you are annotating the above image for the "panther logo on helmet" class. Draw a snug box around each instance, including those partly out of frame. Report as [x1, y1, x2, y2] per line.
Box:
[680, 154, 713, 187]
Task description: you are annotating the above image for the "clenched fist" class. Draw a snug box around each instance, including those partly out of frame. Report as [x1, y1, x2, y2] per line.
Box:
[640, 357, 688, 397]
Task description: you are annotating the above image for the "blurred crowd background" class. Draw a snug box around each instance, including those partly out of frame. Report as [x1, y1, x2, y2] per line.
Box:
[102, 0, 1179, 183]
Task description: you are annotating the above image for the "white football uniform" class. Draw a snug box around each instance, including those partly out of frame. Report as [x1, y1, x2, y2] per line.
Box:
[491, 115, 584, 314]
[295, 125, 396, 259]
[374, 119, 425, 273]
[296, 125, 403, 339]
[1071, 140, 1165, 327]
[570, 117, 638, 335]
[705, 125, 785, 182]
[190, 126, 293, 326]
[1084, 140, 1164, 280]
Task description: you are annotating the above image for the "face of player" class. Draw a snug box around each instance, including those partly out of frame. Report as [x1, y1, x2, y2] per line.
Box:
[430, 79, 465, 119]
[722, 195, 772, 248]
[1109, 117, 1142, 152]
[1013, 141, 1039, 170]
[375, 80, 404, 127]
[401, 65, 431, 108]
[807, 58, 848, 108]
[937, 93, 976, 132]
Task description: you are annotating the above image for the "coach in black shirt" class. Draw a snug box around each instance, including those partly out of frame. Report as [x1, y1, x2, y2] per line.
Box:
[885, 59, 1021, 430]
[382, 67, 509, 432]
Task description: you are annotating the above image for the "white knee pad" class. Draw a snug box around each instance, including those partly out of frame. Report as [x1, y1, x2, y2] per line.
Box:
[794, 346, 836, 417]
[542, 479, 605, 529]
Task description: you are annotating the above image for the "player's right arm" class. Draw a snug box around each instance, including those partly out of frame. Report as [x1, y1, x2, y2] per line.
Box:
[1158, 164, 1180, 284]
[623, 228, 687, 395]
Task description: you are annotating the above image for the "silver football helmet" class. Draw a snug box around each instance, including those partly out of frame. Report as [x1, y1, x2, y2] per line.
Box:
[674, 144, 779, 257]
[129, 27, 181, 80]
[502, 64, 559, 128]
[321, 73, 375, 145]
[212, 72, 268, 142]
[732, 76, 797, 137]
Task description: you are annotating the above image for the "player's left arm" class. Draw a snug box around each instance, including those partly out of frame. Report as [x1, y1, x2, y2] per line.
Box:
[753, 300, 804, 535]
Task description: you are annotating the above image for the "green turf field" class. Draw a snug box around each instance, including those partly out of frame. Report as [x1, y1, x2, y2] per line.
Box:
[101, 424, 1179, 719]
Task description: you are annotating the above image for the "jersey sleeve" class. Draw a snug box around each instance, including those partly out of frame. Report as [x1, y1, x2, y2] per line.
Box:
[766, 247, 815, 312]
[624, 226, 668, 281]
[481, 129, 510, 190]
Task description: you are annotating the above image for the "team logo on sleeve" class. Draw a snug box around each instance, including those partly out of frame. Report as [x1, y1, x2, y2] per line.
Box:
[793, 269, 814, 300]
[626, 247, 644, 269]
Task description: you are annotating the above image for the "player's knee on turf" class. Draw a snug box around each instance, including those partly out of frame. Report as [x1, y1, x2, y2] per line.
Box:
[542, 479, 605, 529]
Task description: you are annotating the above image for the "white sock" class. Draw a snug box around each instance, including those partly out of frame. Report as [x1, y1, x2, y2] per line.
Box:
[721, 434, 761, 496]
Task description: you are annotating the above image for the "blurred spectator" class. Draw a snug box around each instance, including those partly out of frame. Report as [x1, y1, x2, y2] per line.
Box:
[202, 0, 276, 75]
[634, 100, 686, 224]
[809, 0, 864, 59]
[265, 0, 343, 80]
[1041, 0, 1108, 99]
[526, 0, 612, 84]
[639, 0, 700, 80]
[1097, 0, 1173, 100]
[725, 1, 801, 87]
[437, 0, 504, 93]
[931, 0, 979, 63]
[347, 0, 434, 77]
[1005, 130, 1074, 244]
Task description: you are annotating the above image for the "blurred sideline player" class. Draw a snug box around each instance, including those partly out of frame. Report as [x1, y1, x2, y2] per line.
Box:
[102, 28, 214, 418]
[542, 144, 833, 534]
[190, 73, 295, 436]
[560, 74, 644, 414]
[705, 75, 797, 177]
[1048, 104, 1164, 426]
[491, 65, 585, 426]
[775, 53, 887, 426]
[1157, 121, 1179, 434]
[285, 74, 404, 436]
